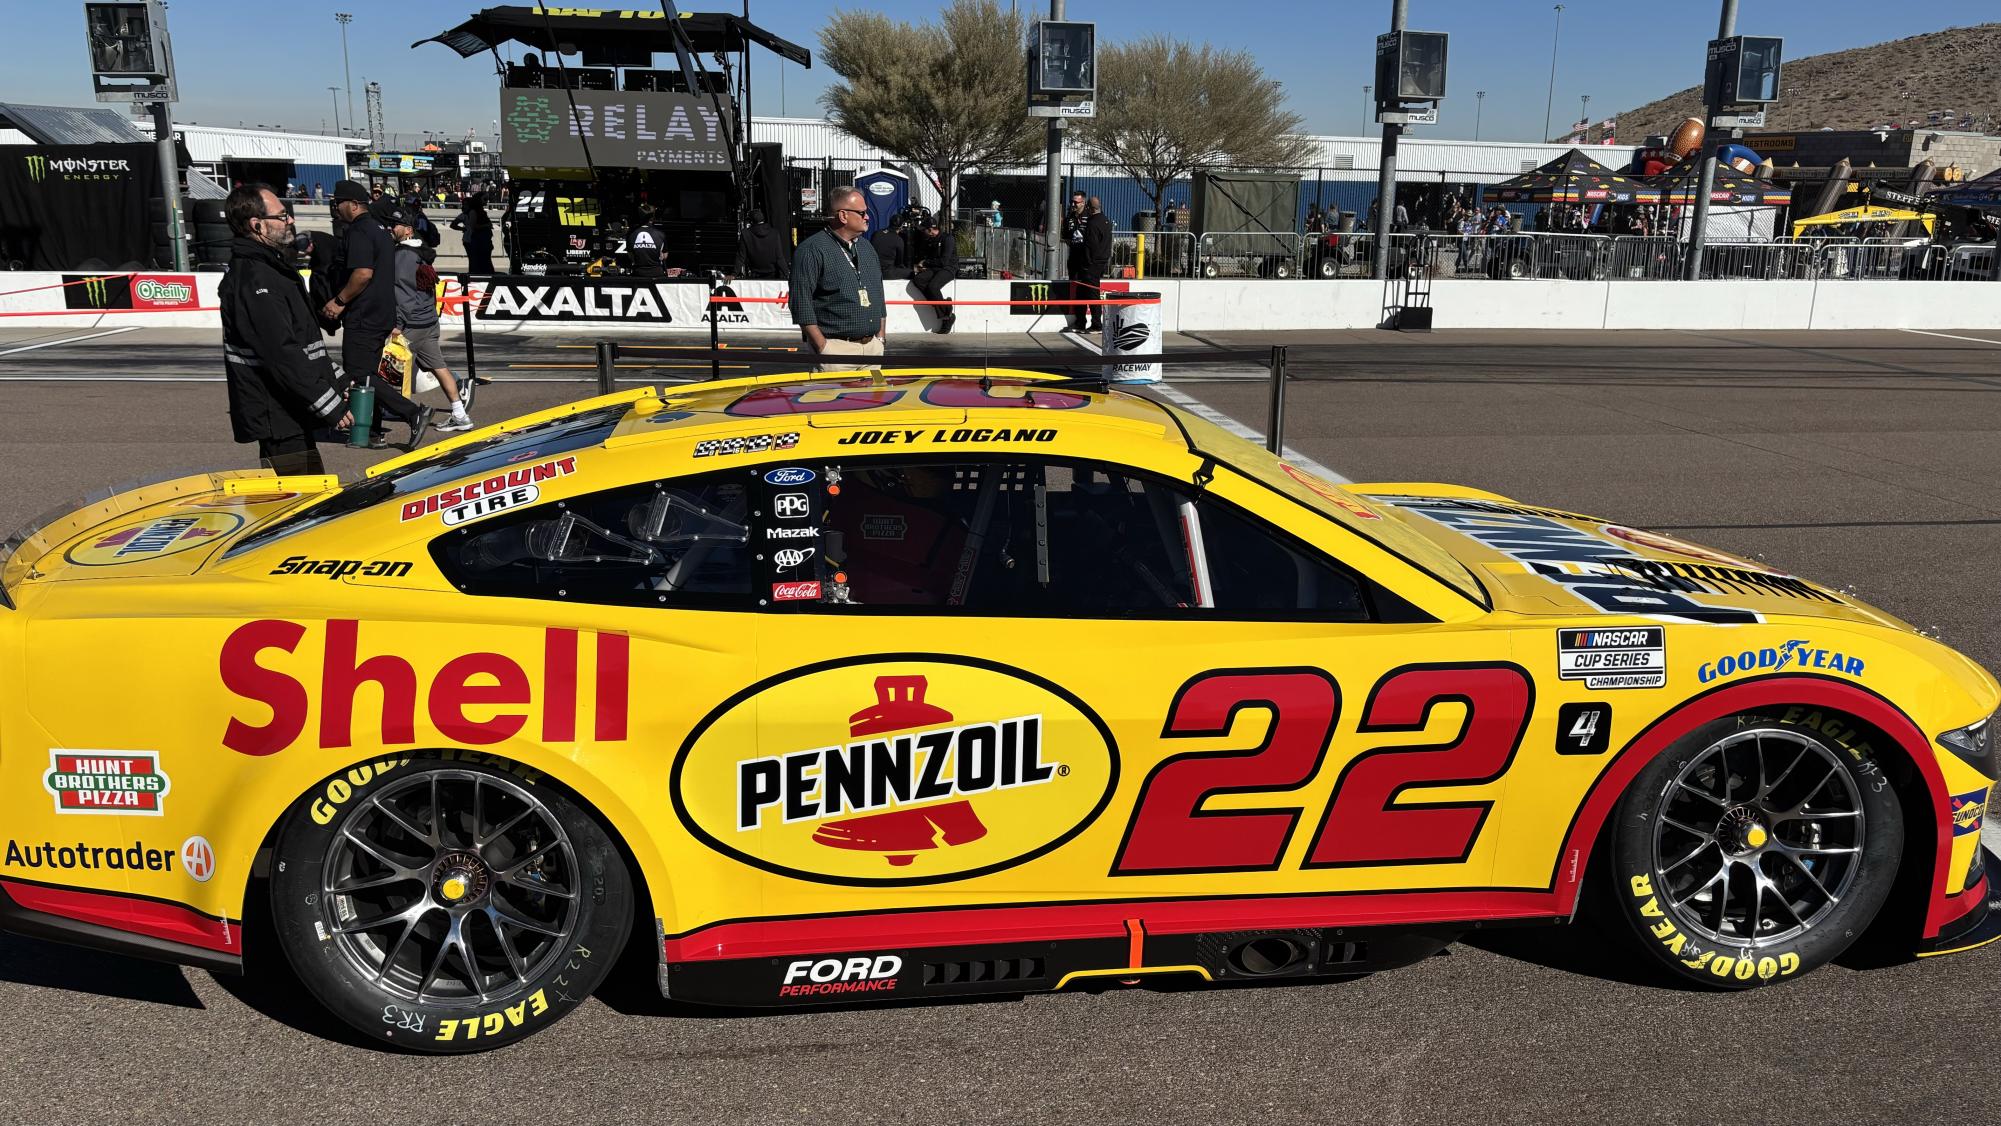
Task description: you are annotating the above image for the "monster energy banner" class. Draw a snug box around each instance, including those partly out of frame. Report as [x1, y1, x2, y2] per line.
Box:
[0, 144, 160, 270]
[499, 89, 732, 176]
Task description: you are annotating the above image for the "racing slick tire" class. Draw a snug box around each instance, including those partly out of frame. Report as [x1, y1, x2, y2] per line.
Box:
[270, 757, 633, 1053]
[1601, 710, 1902, 989]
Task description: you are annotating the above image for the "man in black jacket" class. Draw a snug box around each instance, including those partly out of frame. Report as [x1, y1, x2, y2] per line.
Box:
[1072, 196, 1114, 333]
[910, 217, 957, 333]
[325, 183, 430, 448]
[218, 183, 350, 474]
[870, 220, 908, 280]
[739, 208, 787, 278]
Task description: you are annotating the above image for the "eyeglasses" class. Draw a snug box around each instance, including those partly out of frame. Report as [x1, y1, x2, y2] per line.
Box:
[255, 212, 294, 223]
[835, 208, 867, 217]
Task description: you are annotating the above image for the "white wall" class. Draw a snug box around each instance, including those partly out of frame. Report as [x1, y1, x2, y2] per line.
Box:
[0, 272, 221, 328]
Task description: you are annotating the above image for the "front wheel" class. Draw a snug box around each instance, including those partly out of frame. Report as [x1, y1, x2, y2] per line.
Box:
[1601, 711, 1901, 988]
[271, 758, 634, 1052]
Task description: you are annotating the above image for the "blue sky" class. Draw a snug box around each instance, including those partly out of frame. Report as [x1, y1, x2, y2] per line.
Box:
[10, 1, 1997, 143]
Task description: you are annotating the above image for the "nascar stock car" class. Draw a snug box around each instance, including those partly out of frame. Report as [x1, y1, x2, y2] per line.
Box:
[0, 371, 1996, 1053]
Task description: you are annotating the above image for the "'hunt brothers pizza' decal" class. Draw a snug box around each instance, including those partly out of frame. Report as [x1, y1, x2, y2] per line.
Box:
[671, 656, 1118, 886]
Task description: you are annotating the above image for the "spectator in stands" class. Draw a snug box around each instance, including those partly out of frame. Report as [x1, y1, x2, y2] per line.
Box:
[325, 183, 431, 449]
[451, 191, 494, 275]
[218, 182, 351, 475]
[870, 217, 909, 280]
[790, 187, 884, 372]
[910, 216, 957, 334]
[387, 212, 472, 434]
[739, 208, 787, 278]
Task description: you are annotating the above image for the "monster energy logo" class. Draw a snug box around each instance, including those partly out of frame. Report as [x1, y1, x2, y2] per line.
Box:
[1027, 283, 1049, 302]
[80, 276, 113, 307]
[26, 154, 44, 182]
[25, 155, 131, 182]
[506, 94, 563, 143]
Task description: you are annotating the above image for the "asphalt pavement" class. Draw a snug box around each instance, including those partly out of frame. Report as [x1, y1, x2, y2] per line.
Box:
[1, 323, 1999, 1124]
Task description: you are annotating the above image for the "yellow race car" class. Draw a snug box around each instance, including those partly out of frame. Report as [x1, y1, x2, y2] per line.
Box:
[1, 370, 1995, 1053]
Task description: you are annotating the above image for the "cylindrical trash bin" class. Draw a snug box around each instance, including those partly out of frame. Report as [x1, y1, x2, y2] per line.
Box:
[1135, 209, 1157, 232]
[1101, 292, 1162, 384]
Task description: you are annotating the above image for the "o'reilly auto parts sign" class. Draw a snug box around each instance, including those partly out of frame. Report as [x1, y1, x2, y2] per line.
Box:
[474, 277, 707, 323]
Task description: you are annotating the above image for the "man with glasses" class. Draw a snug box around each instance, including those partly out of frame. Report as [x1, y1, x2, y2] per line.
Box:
[789, 187, 886, 372]
[218, 183, 351, 474]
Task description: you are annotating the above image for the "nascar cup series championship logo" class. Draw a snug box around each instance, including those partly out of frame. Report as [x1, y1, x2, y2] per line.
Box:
[672, 658, 1117, 885]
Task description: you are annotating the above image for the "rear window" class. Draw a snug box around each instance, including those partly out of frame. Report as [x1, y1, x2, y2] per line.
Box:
[227, 405, 629, 556]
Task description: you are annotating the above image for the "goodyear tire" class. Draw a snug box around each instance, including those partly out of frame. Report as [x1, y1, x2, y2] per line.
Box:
[1603, 710, 1901, 988]
[271, 755, 632, 1053]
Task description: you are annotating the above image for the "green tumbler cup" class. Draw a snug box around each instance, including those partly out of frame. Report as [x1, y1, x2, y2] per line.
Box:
[346, 383, 375, 449]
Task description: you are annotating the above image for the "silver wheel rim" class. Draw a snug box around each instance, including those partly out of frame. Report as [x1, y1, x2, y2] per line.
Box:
[319, 769, 581, 1005]
[1649, 727, 1865, 947]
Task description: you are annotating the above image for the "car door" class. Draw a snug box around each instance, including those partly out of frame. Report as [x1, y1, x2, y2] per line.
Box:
[701, 450, 1534, 923]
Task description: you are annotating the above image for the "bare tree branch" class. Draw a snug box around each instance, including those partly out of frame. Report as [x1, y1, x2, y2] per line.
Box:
[818, 0, 1043, 220]
[1071, 36, 1318, 212]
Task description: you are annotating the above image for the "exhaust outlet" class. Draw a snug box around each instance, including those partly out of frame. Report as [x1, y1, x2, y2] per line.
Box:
[1226, 935, 1309, 977]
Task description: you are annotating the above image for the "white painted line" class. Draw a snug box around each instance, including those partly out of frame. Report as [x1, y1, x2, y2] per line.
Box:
[1058, 332, 1352, 484]
[0, 326, 138, 358]
[1901, 329, 2001, 346]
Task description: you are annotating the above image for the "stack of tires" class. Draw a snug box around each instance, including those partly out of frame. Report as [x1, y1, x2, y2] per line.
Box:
[186, 198, 232, 270]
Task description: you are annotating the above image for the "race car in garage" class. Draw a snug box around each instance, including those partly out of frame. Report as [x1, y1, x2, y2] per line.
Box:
[1, 371, 1996, 1052]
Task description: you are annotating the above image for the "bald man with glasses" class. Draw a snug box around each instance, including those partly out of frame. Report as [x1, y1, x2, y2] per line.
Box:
[218, 182, 351, 474]
[789, 187, 886, 371]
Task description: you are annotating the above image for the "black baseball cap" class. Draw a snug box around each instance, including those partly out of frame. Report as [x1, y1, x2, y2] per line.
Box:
[332, 180, 370, 203]
[372, 198, 413, 227]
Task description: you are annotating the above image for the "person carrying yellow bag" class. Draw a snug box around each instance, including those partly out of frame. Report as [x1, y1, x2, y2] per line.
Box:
[387, 211, 474, 433]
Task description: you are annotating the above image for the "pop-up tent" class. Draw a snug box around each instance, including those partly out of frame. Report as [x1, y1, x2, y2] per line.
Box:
[1648, 160, 1792, 206]
[1484, 149, 1659, 204]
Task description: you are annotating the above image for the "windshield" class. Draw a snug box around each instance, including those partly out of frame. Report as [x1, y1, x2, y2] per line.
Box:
[226, 404, 630, 557]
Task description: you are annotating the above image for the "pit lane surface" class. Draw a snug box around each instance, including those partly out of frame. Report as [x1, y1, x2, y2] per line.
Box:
[1, 326, 1998, 1124]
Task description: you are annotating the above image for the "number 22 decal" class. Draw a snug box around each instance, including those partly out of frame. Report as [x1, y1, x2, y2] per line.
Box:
[1111, 664, 1534, 875]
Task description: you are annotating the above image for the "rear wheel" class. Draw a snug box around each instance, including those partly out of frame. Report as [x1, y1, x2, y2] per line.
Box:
[1602, 711, 1901, 988]
[271, 758, 632, 1052]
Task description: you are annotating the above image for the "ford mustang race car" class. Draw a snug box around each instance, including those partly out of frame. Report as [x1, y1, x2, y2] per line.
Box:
[1, 370, 1996, 1053]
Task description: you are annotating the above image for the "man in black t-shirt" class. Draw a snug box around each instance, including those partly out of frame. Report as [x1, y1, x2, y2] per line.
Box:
[324, 182, 430, 448]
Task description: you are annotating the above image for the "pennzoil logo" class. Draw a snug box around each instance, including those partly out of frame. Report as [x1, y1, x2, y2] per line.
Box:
[672, 657, 1118, 885]
[63, 512, 244, 566]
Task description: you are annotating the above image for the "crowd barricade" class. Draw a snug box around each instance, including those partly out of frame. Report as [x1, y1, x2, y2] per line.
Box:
[1108, 231, 1197, 279]
[1197, 232, 1308, 279]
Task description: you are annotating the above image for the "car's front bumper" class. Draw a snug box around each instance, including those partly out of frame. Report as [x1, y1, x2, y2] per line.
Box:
[1918, 846, 2001, 958]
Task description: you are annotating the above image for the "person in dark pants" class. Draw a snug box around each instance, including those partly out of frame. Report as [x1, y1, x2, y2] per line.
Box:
[451, 192, 494, 275]
[324, 182, 430, 449]
[1073, 196, 1114, 333]
[1061, 190, 1088, 330]
[910, 217, 957, 334]
[218, 183, 350, 474]
[629, 204, 667, 277]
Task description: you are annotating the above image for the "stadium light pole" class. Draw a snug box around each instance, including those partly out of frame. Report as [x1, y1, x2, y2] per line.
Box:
[327, 86, 341, 136]
[335, 13, 356, 138]
[1543, 4, 1563, 142]
[1475, 90, 1485, 140]
[1580, 93, 1591, 137]
[1362, 85, 1371, 134]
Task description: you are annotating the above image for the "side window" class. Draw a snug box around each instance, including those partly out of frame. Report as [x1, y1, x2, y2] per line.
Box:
[801, 458, 1379, 619]
[433, 471, 754, 608]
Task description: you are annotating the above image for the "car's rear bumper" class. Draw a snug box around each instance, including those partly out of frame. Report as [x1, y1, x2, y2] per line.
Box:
[1918, 847, 2001, 958]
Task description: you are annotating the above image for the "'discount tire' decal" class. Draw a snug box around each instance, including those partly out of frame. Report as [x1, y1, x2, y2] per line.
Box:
[671, 655, 1119, 886]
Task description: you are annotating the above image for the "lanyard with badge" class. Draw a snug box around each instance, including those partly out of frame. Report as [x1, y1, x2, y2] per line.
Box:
[839, 235, 869, 308]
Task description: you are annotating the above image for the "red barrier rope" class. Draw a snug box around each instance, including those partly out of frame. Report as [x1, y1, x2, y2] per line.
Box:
[0, 273, 145, 301]
[707, 295, 1161, 307]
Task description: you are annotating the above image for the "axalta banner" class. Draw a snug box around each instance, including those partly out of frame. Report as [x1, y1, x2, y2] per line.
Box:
[0, 145, 162, 270]
[467, 276, 796, 330]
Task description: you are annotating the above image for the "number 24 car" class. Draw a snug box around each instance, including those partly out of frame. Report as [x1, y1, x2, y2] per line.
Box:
[0, 371, 1994, 1052]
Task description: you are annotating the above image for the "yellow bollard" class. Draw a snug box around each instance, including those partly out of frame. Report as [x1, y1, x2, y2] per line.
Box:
[1137, 233, 1147, 279]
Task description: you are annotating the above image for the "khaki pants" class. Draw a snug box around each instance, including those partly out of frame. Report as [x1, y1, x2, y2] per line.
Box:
[814, 335, 884, 372]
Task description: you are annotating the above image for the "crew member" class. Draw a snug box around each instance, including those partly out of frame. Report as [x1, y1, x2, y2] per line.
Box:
[910, 217, 957, 334]
[630, 205, 667, 277]
[789, 187, 885, 372]
[871, 218, 908, 281]
[1075, 196, 1113, 334]
[1061, 190, 1088, 330]
[326, 183, 430, 449]
[218, 183, 350, 473]
[739, 208, 787, 278]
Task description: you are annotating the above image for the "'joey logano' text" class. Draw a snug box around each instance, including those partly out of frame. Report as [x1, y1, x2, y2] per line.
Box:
[219, 620, 629, 755]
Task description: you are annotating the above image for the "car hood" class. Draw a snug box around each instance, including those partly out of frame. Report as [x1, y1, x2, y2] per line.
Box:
[1353, 485, 1909, 629]
[1, 470, 331, 594]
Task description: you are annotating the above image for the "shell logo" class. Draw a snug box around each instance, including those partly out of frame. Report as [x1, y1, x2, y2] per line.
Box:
[64, 512, 244, 566]
[672, 656, 1118, 886]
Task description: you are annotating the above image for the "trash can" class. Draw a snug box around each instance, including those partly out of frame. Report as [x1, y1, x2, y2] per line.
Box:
[1101, 291, 1162, 384]
[1135, 209, 1157, 232]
